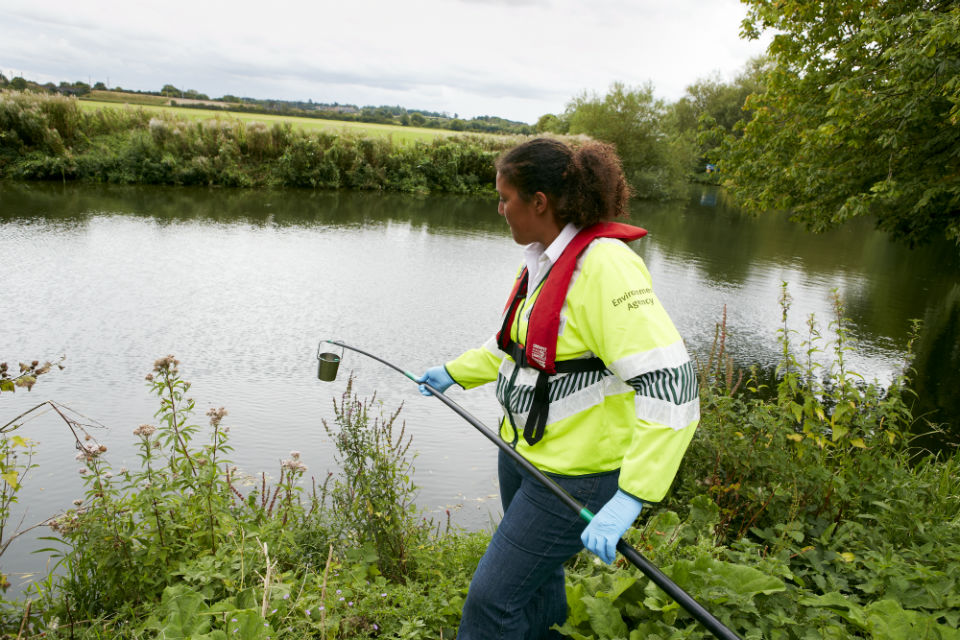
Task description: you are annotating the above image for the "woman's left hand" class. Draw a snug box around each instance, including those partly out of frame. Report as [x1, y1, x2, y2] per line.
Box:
[580, 490, 643, 564]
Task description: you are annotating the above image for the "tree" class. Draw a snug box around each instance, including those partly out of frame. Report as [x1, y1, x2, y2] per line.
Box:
[668, 58, 769, 173]
[9, 77, 27, 91]
[721, 1, 960, 246]
[160, 84, 181, 97]
[535, 113, 569, 134]
[565, 82, 688, 199]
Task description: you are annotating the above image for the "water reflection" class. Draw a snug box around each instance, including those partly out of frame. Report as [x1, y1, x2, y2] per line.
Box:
[0, 182, 504, 233]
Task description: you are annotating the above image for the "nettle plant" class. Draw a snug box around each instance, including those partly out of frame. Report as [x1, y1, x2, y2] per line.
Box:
[681, 284, 922, 543]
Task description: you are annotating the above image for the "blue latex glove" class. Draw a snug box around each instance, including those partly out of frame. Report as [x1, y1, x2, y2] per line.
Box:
[580, 490, 643, 564]
[416, 365, 455, 397]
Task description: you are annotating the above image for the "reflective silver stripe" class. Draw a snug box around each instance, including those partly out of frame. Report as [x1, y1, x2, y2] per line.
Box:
[626, 360, 699, 406]
[608, 341, 691, 382]
[635, 396, 700, 431]
[482, 334, 508, 359]
[497, 369, 612, 414]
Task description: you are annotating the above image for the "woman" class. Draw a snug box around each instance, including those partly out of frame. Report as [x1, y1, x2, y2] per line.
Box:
[417, 137, 699, 640]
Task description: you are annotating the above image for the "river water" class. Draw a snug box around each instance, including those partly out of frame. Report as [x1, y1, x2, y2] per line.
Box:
[1, 181, 958, 592]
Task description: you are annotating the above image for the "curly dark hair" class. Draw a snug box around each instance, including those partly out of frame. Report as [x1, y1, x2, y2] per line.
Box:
[495, 137, 632, 227]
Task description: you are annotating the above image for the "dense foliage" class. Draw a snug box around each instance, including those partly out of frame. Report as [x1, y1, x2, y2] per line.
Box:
[670, 58, 770, 179]
[533, 73, 767, 197]
[0, 288, 956, 638]
[556, 287, 960, 639]
[0, 91, 511, 193]
[563, 82, 691, 200]
[719, 0, 960, 247]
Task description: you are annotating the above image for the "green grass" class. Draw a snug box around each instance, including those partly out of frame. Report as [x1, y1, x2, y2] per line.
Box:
[77, 98, 456, 144]
[85, 90, 171, 106]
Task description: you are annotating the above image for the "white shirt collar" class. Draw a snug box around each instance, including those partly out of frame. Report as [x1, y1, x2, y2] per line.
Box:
[522, 223, 580, 295]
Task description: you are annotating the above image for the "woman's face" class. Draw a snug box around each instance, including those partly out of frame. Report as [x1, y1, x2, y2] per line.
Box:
[496, 171, 541, 245]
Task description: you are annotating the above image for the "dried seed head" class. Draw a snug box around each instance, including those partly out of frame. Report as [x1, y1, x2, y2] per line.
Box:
[133, 424, 157, 437]
[206, 406, 228, 427]
[281, 458, 308, 473]
[153, 355, 180, 373]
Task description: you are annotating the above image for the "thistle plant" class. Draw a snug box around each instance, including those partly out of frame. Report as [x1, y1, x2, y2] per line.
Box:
[0, 358, 63, 394]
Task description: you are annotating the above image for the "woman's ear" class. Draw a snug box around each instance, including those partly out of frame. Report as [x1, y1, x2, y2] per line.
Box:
[532, 191, 549, 214]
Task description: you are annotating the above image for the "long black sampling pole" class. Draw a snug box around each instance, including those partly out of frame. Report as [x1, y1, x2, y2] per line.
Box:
[321, 340, 742, 640]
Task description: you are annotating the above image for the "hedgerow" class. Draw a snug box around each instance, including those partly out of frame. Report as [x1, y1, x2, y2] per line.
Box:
[0, 91, 510, 194]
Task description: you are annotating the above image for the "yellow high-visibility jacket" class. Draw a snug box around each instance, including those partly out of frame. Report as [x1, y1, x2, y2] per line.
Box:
[445, 237, 699, 503]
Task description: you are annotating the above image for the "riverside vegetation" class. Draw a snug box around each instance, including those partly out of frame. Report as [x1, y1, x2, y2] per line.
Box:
[0, 91, 515, 194]
[0, 286, 957, 639]
[0, 87, 723, 200]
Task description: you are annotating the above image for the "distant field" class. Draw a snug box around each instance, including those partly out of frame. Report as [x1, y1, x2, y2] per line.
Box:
[85, 90, 172, 106]
[77, 98, 456, 144]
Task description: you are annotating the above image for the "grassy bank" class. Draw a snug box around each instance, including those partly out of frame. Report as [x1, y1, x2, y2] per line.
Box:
[1, 91, 514, 193]
[2, 288, 957, 638]
[77, 99, 457, 144]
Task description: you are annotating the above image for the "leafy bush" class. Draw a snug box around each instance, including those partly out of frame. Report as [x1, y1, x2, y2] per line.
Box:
[555, 286, 960, 639]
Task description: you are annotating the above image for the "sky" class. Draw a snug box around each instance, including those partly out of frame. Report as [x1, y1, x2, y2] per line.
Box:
[1, 0, 771, 125]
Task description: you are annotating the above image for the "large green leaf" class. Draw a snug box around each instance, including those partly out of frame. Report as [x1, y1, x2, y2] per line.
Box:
[582, 594, 628, 639]
[156, 584, 211, 639]
[644, 555, 785, 615]
[224, 609, 272, 640]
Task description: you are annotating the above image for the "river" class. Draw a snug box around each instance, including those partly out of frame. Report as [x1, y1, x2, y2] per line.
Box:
[1, 180, 958, 593]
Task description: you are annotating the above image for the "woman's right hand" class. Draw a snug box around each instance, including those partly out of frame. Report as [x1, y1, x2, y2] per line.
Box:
[416, 365, 455, 397]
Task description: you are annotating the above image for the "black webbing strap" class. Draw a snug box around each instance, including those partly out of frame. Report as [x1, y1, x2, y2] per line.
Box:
[502, 339, 607, 445]
[525, 370, 552, 445]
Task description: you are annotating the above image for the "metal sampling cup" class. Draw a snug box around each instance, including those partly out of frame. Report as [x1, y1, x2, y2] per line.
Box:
[317, 341, 343, 382]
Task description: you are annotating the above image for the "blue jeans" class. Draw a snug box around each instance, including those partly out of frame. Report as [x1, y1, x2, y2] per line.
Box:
[457, 449, 619, 640]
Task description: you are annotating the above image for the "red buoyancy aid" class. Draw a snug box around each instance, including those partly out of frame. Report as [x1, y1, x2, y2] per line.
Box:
[496, 221, 648, 374]
[494, 222, 647, 446]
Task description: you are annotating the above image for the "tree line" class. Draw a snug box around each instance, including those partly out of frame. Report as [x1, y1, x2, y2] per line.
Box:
[0, 74, 535, 136]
